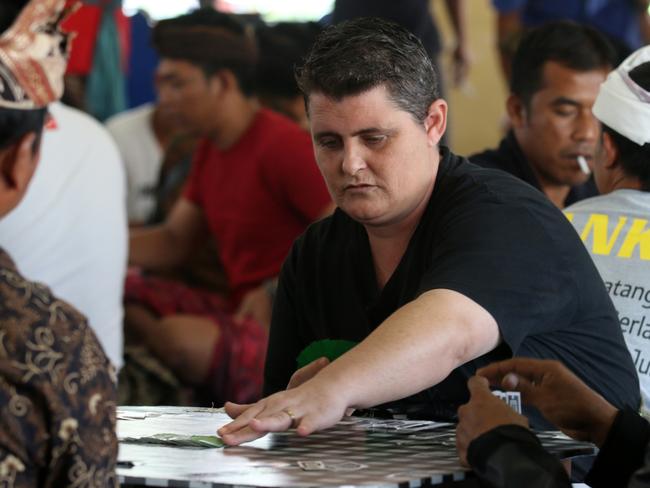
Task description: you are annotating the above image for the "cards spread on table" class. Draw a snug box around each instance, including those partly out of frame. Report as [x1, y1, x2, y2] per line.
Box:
[121, 433, 224, 448]
[297, 461, 326, 471]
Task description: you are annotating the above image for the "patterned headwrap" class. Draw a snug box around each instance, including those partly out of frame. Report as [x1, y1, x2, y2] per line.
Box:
[0, 0, 78, 110]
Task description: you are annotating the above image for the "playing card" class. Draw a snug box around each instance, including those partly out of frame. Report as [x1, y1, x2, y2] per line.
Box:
[491, 390, 522, 414]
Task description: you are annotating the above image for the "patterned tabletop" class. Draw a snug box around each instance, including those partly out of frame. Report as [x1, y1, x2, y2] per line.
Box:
[117, 406, 596, 488]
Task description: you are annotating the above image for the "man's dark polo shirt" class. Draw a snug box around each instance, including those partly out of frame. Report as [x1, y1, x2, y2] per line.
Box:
[471, 131, 599, 207]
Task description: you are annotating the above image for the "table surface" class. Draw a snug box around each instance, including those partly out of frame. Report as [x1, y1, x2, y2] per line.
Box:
[117, 406, 596, 488]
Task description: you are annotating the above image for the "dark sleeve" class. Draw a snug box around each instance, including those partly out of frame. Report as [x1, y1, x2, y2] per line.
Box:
[419, 199, 576, 353]
[585, 407, 650, 488]
[263, 239, 304, 396]
[46, 322, 119, 487]
[629, 443, 650, 488]
[0, 318, 118, 487]
[0, 448, 37, 487]
[0, 383, 44, 487]
[468, 148, 503, 171]
[468, 424, 572, 488]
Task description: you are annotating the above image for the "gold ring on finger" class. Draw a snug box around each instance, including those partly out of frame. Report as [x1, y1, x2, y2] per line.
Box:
[283, 408, 298, 428]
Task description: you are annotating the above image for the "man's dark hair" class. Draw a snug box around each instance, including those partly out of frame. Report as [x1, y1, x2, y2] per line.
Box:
[296, 17, 439, 123]
[0, 0, 46, 151]
[0, 109, 47, 151]
[511, 21, 617, 107]
[152, 8, 257, 96]
[602, 62, 650, 191]
[256, 21, 321, 99]
[0, 0, 25, 32]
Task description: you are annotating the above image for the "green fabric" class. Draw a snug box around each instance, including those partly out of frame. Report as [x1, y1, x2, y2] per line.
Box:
[85, 2, 126, 121]
[297, 339, 358, 368]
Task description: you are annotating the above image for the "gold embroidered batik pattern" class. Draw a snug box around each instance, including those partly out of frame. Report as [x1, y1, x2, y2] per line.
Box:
[0, 248, 117, 487]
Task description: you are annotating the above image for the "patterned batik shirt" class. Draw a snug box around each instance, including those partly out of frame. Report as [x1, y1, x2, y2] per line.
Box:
[0, 247, 118, 487]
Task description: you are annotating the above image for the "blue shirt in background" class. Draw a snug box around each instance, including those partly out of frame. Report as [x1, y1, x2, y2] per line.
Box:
[493, 0, 644, 52]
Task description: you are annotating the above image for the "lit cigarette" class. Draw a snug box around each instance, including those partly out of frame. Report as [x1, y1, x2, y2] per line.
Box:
[577, 155, 591, 175]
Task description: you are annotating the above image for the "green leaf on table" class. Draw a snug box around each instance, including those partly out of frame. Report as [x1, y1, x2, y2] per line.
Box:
[121, 433, 225, 448]
[189, 435, 225, 447]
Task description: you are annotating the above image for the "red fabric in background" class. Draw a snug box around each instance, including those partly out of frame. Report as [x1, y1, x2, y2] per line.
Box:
[124, 272, 268, 404]
[62, 4, 100, 74]
[63, 4, 131, 75]
[183, 109, 332, 306]
[115, 7, 131, 71]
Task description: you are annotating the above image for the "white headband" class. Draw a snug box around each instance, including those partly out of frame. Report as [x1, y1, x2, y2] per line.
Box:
[592, 45, 650, 146]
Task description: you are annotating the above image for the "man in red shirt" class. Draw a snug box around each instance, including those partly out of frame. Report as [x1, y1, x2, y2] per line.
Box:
[127, 9, 332, 404]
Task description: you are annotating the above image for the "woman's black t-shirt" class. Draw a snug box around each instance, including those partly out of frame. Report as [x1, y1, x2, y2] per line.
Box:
[264, 147, 639, 426]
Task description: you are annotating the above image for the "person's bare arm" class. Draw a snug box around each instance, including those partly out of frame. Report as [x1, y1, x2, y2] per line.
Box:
[129, 198, 207, 271]
[218, 288, 501, 445]
[443, 0, 471, 86]
[496, 10, 523, 82]
[639, 6, 650, 45]
[312, 288, 500, 408]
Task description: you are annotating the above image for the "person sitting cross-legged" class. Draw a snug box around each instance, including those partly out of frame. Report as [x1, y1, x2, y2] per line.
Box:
[126, 9, 333, 406]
